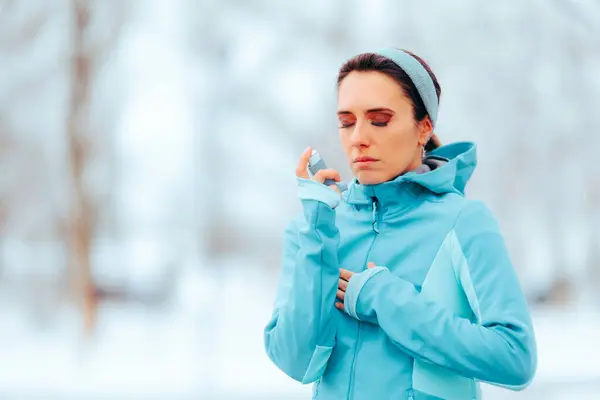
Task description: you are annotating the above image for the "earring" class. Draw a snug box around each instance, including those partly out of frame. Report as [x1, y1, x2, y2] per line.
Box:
[421, 144, 426, 160]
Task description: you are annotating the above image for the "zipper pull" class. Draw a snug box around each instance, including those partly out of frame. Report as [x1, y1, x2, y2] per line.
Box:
[371, 198, 379, 234]
[407, 389, 414, 400]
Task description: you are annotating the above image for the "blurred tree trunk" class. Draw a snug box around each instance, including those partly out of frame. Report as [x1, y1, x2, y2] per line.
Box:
[67, 0, 97, 334]
[66, 0, 128, 333]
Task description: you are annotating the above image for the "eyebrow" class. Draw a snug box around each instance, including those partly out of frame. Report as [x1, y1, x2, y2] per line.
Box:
[337, 107, 395, 115]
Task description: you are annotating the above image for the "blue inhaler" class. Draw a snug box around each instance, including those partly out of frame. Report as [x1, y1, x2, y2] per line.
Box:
[308, 149, 348, 193]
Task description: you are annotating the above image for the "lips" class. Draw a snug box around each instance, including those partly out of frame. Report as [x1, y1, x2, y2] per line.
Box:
[353, 157, 378, 170]
[353, 157, 378, 163]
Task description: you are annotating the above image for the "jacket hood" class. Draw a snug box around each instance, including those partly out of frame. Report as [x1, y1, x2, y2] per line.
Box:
[346, 141, 477, 204]
[405, 141, 477, 195]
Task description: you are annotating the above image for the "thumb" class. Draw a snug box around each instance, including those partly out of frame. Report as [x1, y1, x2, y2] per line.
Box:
[367, 262, 376, 269]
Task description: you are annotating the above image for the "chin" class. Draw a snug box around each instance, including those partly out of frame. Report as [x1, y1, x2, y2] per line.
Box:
[355, 171, 387, 185]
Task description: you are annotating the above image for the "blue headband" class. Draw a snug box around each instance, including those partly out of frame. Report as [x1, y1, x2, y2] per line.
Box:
[374, 48, 439, 127]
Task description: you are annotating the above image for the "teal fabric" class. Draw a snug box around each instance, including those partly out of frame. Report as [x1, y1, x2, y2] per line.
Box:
[264, 142, 537, 399]
[297, 177, 342, 209]
[302, 345, 334, 384]
[343, 266, 388, 320]
[375, 48, 439, 127]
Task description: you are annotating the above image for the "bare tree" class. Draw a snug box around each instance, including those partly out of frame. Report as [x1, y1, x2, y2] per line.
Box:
[66, 0, 128, 334]
[67, 0, 95, 336]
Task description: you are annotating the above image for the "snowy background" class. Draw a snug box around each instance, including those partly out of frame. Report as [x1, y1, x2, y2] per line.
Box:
[1, 0, 600, 398]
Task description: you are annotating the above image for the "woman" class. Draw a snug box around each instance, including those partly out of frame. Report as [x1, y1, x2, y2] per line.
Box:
[264, 48, 537, 400]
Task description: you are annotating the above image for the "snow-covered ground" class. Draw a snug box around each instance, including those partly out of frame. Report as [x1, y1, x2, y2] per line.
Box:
[1, 260, 599, 399]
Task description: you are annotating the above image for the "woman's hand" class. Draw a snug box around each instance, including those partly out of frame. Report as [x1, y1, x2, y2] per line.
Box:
[296, 146, 341, 193]
[335, 262, 376, 310]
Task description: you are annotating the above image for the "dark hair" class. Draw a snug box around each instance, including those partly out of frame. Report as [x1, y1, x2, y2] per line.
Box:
[337, 50, 442, 152]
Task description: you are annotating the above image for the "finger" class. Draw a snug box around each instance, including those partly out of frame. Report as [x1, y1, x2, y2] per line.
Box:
[295, 146, 312, 178]
[335, 301, 344, 311]
[338, 278, 348, 291]
[367, 262, 376, 269]
[336, 289, 345, 301]
[328, 184, 341, 194]
[313, 168, 341, 184]
[339, 268, 353, 281]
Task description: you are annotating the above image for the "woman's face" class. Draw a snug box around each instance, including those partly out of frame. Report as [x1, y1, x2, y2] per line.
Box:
[337, 71, 431, 185]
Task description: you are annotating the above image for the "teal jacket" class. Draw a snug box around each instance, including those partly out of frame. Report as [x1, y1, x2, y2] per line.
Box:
[264, 142, 537, 400]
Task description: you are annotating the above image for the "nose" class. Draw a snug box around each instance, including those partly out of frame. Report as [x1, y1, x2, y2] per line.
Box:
[349, 121, 370, 148]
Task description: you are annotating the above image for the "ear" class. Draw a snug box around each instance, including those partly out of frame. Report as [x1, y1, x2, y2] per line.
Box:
[418, 117, 433, 147]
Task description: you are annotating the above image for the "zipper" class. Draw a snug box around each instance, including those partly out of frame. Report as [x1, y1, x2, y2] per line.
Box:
[407, 389, 414, 400]
[371, 198, 379, 233]
[347, 197, 380, 399]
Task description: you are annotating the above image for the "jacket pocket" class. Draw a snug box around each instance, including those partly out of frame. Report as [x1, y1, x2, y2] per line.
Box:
[303, 345, 334, 384]
[413, 359, 477, 400]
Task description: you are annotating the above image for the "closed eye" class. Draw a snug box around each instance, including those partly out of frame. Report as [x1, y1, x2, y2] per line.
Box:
[338, 115, 356, 128]
[339, 121, 387, 128]
[371, 121, 388, 127]
[369, 112, 392, 127]
[337, 110, 393, 128]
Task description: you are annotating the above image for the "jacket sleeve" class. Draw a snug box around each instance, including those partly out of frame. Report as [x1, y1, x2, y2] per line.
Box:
[343, 200, 537, 389]
[264, 179, 341, 383]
